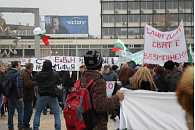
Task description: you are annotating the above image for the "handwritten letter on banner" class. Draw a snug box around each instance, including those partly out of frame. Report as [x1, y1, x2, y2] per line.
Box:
[144, 22, 188, 65]
[120, 88, 188, 130]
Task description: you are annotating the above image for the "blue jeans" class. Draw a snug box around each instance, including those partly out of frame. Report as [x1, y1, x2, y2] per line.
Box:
[23, 101, 33, 128]
[8, 98, 24, 129]
[33, 96, 61, 130]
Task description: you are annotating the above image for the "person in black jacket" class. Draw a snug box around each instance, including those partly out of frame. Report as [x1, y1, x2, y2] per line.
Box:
[33, 60, 62, 130]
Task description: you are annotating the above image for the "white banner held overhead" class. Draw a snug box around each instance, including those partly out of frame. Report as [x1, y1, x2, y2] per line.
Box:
[144, 22, 188, 65]
[120, 88, 188, 130]
[22, 56, 119, 71]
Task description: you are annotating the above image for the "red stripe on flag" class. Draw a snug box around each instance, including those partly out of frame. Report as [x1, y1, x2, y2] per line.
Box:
[112, 47, 122, 52]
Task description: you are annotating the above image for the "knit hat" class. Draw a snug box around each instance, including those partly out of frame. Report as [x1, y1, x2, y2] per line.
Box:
[84, 50, 103, 70]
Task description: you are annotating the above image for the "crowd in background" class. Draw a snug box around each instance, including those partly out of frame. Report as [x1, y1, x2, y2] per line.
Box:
[0, 51, 194, 130]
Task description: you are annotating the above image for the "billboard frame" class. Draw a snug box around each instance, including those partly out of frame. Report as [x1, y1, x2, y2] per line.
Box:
[0, 7, 40, 58]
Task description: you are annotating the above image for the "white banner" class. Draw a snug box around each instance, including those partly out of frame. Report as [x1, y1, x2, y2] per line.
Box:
[144, 22, 188, 65]
[120, 88, 188, 130]
[21, 56, 119, 71]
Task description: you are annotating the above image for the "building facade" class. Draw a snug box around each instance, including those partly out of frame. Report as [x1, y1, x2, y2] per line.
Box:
[101, 0, 194, 40]
[0, 38, 144, 61]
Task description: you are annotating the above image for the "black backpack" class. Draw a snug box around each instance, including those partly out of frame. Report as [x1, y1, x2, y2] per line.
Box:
[2, 72, 23, 97]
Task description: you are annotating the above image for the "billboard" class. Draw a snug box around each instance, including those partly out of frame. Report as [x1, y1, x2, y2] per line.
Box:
[0, 13, 34, 37]
[44, 16, 88, 34]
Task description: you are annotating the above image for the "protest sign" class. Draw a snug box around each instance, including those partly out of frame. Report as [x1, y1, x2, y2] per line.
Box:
[144, 22, 188, 65]
[106, 81, 115, 97]
[22, 56, 119, 71]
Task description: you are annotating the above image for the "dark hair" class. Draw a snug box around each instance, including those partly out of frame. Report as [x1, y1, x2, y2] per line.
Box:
[25, 63, 33, 70]
[42, 60, 52, 72]
[11, 61, 19, 68]
[84, 50, 103, 70]
[127, 60, 136, 69]
[164, 60, 175, 71]
[112, 65, 118, 71]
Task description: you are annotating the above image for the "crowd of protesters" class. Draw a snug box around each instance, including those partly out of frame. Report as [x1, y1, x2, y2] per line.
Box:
[0, 50, 194, 130]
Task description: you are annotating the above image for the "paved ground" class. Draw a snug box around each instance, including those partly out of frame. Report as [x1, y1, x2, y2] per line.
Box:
[0, 111, 116, 130]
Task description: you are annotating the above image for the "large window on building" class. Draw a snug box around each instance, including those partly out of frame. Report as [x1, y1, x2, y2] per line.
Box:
[185, 27, 193, 38]
[102, 28, 115, 36]
[128, 28, 139, 38]
[128, 15, 140, 23]
[115, 15, 127, 23]
[141, 2, 153, 9]
[102, 15, 115, 23]
[166, 14, 178, 26]
[153, 1, 165, 9]
[115, 28, 127, 35]
[128, 2, 140, 10]
[115, 2, 127, 10]
[153, 14, 165, 26]
[102, 2, 114, 10]
[166, 0, 178, 9]
[141, 14, 152, 23]
[179, 0, 193, 10]
[179, 14, 192, 26]
[24, 49, 35, 57]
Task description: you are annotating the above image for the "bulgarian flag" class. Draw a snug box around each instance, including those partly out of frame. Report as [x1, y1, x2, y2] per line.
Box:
[188, 44, 193, 63]
[112, 39, 128, 52]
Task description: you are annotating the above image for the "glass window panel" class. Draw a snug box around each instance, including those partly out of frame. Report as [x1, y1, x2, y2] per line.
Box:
[128, 15, 140, 22]
[64, 45, 68, 48]
[141, 15, 152, 22]
[24, 49, 35, 57]
[115, 28, 127, 35]
[154, 1, 165, 9]
[128, 28, 139, 35]
[153, 14, 165, 26]
[184, 27, 192, 38]
[90, 45, 102, 48]
[166, 0, 178, 9]
[103, 15, 108, 23]
[82, 45, 89, 48]
[128, 2, 140, 10]
[51, 49, 63, 56]
[69, 49, 76, 56]
[141, 2, 153, 9]
[102, 2, 114, 10]
[166, 14, 178, 26]
[185, 0, 192, 9]
[69, 45, 76, 48]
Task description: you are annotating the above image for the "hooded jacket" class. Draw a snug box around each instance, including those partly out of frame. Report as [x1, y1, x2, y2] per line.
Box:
[35, 71, 61, 97]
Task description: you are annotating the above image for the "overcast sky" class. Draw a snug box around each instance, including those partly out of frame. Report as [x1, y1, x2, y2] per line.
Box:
[0, 0, 101, 36]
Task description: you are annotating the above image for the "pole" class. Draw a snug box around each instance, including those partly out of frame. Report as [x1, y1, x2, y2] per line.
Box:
[34, 9, 40, 58]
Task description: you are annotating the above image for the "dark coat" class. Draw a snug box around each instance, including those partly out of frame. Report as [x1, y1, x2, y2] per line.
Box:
[35, 71, 61, 97]
[81, 70, 120, 130]
[164, 70, 182, 92]
[6, 68, 23, 99]
[21, 69, 35, 102]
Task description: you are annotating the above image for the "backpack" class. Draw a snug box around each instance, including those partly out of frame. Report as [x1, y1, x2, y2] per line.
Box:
[1, 76, 13, 97]
[2, 72, 23, 98]
[63, 79, 96, 130]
